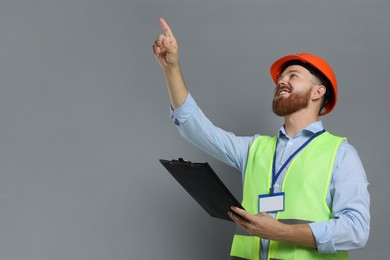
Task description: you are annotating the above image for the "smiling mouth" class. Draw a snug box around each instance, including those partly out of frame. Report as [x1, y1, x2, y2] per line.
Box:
[276, 88, 292, 97]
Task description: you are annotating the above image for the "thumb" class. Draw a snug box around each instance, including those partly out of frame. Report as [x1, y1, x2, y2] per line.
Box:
[164, 36, 177, 49]
[163, 39, 169, 48]
[163, 38, 178, 57]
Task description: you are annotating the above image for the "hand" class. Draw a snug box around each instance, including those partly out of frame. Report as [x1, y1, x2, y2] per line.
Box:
[228, 206, 290, 240]
[152, 18, 179, 69]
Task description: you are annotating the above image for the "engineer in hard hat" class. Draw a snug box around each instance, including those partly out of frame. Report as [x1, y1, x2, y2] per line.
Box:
[152, 18, 370, 260]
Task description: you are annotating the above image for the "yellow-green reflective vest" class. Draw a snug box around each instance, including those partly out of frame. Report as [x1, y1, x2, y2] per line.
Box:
[230, 132, 349, 260]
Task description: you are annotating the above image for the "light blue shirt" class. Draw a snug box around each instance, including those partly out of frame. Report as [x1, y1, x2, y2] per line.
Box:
[170, 93, 370, 259]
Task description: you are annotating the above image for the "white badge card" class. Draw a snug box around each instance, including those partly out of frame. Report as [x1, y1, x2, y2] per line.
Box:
[258, 192, 285, 213]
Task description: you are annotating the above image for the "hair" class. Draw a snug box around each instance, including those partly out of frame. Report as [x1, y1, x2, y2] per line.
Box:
[281, 60, 332, 115]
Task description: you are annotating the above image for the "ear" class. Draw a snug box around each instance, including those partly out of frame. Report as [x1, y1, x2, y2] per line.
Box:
[311, 84, 326, 102]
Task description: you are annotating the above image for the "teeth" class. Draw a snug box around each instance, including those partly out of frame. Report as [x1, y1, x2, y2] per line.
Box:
[280, 91, 289, 95]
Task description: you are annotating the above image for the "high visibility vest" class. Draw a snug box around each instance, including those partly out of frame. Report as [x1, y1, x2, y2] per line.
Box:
[230, 132, 349, 260]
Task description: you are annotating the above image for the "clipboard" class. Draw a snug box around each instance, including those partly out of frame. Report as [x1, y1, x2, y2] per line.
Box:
[159, 158, 244, 222]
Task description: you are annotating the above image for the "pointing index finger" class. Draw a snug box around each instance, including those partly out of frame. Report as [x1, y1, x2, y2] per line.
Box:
[159, 18, 174, 39]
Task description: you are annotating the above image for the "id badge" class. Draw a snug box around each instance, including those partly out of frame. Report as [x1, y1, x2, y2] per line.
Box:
[258, 192, 285, 213]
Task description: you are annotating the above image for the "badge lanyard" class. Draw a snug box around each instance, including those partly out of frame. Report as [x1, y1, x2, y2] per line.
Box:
[269, 129, 326, 195]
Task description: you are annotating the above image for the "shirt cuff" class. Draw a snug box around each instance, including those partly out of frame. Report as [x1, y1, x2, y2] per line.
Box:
[169, 93, 197, 126]
[309, 222, 336, 254]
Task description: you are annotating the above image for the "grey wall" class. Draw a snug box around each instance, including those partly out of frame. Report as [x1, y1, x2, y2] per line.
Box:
[0, 0, 388, 259]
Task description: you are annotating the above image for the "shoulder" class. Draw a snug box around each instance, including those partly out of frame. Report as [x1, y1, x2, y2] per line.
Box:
[337, 139, 361, 160]
[333, 139, 368, 183]
[327, 131, 362, 167]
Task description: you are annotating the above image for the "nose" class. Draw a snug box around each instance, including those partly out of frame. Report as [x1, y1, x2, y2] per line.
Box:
[277, 75, 288, 87]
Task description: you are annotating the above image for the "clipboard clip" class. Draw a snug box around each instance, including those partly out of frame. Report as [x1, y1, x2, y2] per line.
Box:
[171, 158, 192, 164]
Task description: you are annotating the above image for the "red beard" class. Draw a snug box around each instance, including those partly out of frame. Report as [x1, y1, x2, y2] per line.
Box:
[272, 87, 312, 116]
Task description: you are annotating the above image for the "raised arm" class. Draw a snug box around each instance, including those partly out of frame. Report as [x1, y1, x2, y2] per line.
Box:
[153, 18, 188, 109]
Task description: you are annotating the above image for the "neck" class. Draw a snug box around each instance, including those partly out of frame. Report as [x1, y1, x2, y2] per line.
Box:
[283, 109, 319, 137]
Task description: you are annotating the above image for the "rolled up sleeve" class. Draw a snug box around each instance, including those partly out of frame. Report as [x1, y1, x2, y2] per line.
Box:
[170, 93, 197, 126]
[309, 222, 337, 253]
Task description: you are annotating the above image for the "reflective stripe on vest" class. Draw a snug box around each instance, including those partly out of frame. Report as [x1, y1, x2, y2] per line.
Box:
[230, 132, 349, 260]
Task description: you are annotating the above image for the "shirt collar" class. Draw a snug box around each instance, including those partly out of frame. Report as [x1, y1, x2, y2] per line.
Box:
[278, 121, 324, 139]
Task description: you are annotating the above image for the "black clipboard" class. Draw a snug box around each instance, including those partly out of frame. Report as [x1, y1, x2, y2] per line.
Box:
[159, 158, 244, 222]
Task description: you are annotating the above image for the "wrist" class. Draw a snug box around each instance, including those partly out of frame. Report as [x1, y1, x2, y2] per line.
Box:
[163, 63, 180, 73]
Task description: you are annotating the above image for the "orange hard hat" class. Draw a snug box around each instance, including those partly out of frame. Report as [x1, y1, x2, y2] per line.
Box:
[270, 53, 338, 116]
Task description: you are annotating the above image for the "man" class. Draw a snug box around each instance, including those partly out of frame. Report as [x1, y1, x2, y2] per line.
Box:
[153, 18, 370, 260]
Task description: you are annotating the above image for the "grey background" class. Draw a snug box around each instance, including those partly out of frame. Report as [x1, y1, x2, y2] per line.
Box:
[0, 0, 388, 259]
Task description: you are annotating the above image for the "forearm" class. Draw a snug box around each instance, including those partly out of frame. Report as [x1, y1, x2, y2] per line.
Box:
[163, 64, 188, 109]
[276, 224, 316, 248]
[229, 208, 317, 249]
[153, 18, 187, 109]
